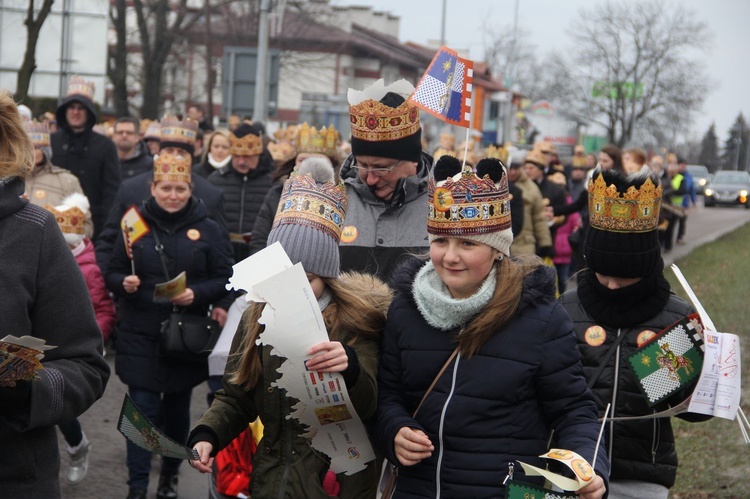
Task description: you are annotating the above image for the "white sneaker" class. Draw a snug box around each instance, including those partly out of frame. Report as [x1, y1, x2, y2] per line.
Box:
[66, 434, 91, 485]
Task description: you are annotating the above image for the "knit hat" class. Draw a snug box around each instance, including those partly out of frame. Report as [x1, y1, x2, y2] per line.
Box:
[267, 157, 348, 278]
[154, 116, 196, 183]
[47, 192, 90, 247]
[348, 79, 422, 163]
[584, 168, 663, 278]
[230, 123, 263, 156]
[427, 155, 513, 257]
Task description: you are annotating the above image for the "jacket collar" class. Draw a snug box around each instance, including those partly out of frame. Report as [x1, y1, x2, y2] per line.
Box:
[0, 177, 28, 221]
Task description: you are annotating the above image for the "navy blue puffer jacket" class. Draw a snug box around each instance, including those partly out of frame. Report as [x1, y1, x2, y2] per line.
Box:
[375, 258, 608, 498]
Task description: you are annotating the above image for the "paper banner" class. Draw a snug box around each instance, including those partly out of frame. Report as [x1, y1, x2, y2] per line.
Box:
[518, 449, 595, 492]
[0, 335, 56, 387]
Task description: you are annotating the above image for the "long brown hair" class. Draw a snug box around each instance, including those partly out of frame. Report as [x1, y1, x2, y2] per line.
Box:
[457, 255, 540, 358]
[0, 91, 34, 179]
[229, 273, 391, 390]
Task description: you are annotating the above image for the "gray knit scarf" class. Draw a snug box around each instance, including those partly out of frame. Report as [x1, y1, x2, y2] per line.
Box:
[412, 261, 497, 331]
[317, 287, 333, 312]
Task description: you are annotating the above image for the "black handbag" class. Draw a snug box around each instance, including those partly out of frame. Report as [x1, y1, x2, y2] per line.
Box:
[152, 228, 220, 362]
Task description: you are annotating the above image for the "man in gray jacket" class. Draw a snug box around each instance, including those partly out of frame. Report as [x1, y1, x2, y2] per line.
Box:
[339, 80, 432, 283]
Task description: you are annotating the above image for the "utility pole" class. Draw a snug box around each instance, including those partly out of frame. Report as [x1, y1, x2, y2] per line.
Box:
[502, 0, 520, 144]
[440, 0, 447, 46]
[253, 0, 271, 123]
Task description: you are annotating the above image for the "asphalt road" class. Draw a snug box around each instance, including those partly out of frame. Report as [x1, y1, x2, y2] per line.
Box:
[56, 201, 750, 499]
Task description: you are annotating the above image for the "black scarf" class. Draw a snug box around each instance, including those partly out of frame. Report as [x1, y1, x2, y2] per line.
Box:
[576, 267, 671, 328]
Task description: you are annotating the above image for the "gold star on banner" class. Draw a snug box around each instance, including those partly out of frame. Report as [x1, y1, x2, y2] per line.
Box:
[641, 354, 651, 367]
[132, 412, 140, 422]
[442, 60, 452, 72]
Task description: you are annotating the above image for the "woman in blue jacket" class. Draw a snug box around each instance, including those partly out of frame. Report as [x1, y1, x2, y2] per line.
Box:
[104, 116, 233, 499]
[375, 157, 608, 498]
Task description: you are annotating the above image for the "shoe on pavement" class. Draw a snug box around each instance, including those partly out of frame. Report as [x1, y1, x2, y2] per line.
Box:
[676, 238, 686, 245]
[156, 473, 178, 499]
[66, 434, 91, 485]
[126, 488, 147, 499]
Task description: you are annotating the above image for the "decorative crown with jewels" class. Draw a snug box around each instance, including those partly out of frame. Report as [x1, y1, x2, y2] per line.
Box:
[297, 123, 339, 158]
[428, 167, 512, 237]
[66, 75, 95, 100]
[349, 98, 420, 142]
[484, 144, 508, 164]
[268, 141, 297, 163]
[230, 131, 263, 156]
[588, 170, 662, 233]
[24, 120, 50, 148]
[154, 152, 192, 183]
[273, 168, 349, 242]
[46, 204, 86, 235]
[160, 115, 197, 148]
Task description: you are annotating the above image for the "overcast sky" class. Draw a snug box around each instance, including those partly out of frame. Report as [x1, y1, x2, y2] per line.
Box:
[347, 0, 749, 143]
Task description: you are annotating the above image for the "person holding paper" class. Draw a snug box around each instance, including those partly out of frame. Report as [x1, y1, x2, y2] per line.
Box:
[104, 116, 233, 499]
[375, 156, 608, 498]
[0, 90, 110, 498]
[188, 157, 392, 498]
[559, 167, 711, 499]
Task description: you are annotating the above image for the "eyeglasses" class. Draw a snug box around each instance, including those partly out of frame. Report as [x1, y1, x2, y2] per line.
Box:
[351, 159, 401, 177]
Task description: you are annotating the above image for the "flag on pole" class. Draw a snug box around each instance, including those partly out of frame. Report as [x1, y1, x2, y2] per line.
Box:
[410, 46, 473, 128]
[120, 206, 149, 258]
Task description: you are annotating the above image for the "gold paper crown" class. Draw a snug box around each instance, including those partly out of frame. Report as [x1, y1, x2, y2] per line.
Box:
[533, 140, 556, 154]
[66, 75, 95, 101]
[349, 99, 420, 142]
[268, 141, 297, 163]
[297, 123, 339, 158]
[572, 156, 589, 168]
[273, 169, 349, 242]
[432, 147, 455, 161]
[24, 120, 50, 148]
[154, 153, 192, 183]
[46, 205, 86, 235]
[525, 149, 547, 167]
[484, 145, 508, 163]
[273, 125, 299, 143]
[588, 171, 663, 233]
[230, 132, 263, 156]
[160, 115, 197, 147]
[428, 167, 512, 237]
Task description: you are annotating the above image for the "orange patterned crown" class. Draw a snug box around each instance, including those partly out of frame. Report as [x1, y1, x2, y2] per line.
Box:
[154, 152, 192, 183]
[349, 98, 420, 142]
[66, 75, 95, 101]
[588, 170, 662, 232]
[160, 115, 197, 149]
[297, 123, 339, 158]
[24, 120, 50, 148]
[230, 132, 263, 156]
[46, 204, 86, 235]
[268, 141, 297, 163]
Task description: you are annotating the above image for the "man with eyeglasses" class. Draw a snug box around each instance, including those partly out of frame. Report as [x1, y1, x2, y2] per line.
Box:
[51, 76, 120, 239]
[339, 79, 432, 282]
[113, 117, 154, 180]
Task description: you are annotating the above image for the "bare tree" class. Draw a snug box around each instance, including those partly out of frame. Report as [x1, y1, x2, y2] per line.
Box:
[108, 0, 129, 117]
[482, 23, 547, 100]
[16, 0, 55, 102]
[562, 0, 711, 147]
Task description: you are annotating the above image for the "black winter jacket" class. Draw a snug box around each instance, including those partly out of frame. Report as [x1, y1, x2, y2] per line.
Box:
[560, 287, 709, 488]
[376, 258, 608, 498]
[119, 140, 154, 180]
[249, 181, 283, 255]
[104, 197, 233, 393]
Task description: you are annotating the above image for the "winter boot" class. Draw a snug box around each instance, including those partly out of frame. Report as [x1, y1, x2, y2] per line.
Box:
[156, 473, 178, 499]
[65, 433, 91, 485]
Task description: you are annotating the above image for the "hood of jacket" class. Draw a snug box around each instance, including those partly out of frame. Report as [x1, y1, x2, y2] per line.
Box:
[55, 94, 98, 131]
[340, 151, 433, 208]
[0, 177, 27, 222]
[219, 151, 273, 179]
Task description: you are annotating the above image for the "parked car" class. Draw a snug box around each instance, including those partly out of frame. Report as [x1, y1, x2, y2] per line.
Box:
[703, 170, 750, 208]
[686, 164, 710, 195]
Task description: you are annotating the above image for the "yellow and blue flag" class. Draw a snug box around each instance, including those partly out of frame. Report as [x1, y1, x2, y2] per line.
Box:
[410, 46, 473, 128]
[120, 205, 150, 259]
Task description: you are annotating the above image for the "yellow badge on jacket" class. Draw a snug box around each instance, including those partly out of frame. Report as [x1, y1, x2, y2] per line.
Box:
[34, 189, 46, 199]
[340, 226, 358, 244]
[584, 325, 606, 347]
[187, 229, 200, 241]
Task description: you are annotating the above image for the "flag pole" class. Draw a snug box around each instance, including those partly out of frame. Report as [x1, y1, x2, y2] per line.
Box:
[461, 127, 470, 169]
[592, 402, 611, 469]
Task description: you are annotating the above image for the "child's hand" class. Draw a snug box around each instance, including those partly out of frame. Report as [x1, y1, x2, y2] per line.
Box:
[394, 427, 434, 466]
[189, 441, 214, 473]
[576, 475, 606, 499]
[306, 341, 348, 373]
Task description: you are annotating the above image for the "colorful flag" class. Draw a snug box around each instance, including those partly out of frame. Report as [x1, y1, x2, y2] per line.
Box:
[410, 46, 473, 128]
[627, 315, 704, 406]
[505, 480, 577, 499]
[120, 205, 149, 258]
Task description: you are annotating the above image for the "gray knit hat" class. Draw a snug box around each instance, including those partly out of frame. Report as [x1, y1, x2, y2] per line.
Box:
[267, 157, 349, 278]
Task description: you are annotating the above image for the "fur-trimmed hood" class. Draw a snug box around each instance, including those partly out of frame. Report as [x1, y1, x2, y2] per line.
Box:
[390, 255, 556, 315]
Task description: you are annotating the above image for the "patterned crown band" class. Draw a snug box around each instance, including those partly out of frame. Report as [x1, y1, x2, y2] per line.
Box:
[297, 123, 339, 158]
[66, 76, 95, 100]
[428, 169, 512, 237]
[268, 141, 297, 163]
[230, 132, 263, 156]
[154, 152, 192, 183]
[588, 173, 662, 233]
[24, 121, 50, 148]
[46, 205, 86, 235]
[160, 116, 198, 146]
[273, 172, 349, 242]
[349, 99, 420, 142]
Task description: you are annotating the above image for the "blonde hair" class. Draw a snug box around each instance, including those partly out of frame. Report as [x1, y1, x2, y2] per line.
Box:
[0, 91, 34, 179]
[200, 128, 232, 165]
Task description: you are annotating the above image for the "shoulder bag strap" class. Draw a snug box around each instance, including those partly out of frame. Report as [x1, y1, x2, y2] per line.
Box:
[587, 327, 629, 389]
[150, 228, 172, 282]
[412, 348, 459, 419]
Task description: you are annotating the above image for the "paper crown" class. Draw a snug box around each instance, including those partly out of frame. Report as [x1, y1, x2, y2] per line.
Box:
[428, 164, 512, 238]
[533, 140, 556, 154]
[46, 203, 87, 235]
[588, 169, 662, 233]
[154, 152, 192, 183]
[268, 141, 297, 163]
[349, 99, 420, 142]
[273, 162, 349, 243]
[432, 147, 455, 161]
[572, 155, 589, 168]
[296, 123, 339, 158]
[484, 145, 508, 163]
[143, 121, 161, 140]
[524, 149, 547, 167]
[159, 115, 197, 149]
[66, 76, 95, 101]
[24, 120, 50, 148]
[230, 131, 263, 156]
[273, 124, 299, 143]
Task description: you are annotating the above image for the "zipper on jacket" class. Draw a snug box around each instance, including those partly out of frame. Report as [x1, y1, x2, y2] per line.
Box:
[435, 354, 460, 499]
[238, 175, 247, 233]
[651, 417, 660, 463]
[608, 327, 622, 465]
[278, 395, 293, 499]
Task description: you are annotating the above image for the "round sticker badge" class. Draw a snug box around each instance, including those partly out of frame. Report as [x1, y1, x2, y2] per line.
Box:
[340, 226, 358, 244]
[187, 229, 200, 241]
[34, 189, 46, 199]
[584, 325, 606, 347]
[636, 330, 657, 347]
[571, 459, 594, 482]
